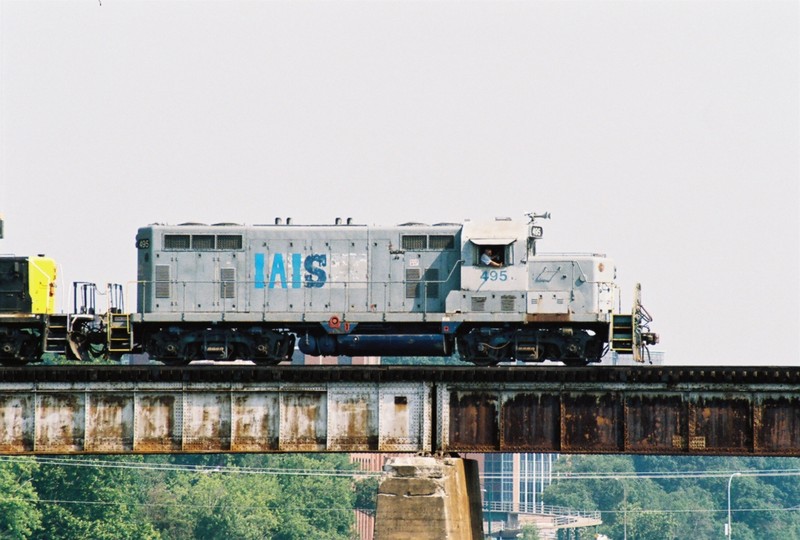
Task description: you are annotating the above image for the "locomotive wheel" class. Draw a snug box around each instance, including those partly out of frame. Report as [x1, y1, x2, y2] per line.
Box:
[68, 333, 108, 362]
[457, 333, 511, 366]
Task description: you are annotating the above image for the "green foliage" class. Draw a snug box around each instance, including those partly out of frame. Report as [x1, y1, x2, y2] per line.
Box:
[0, 458, 41, 539]
[19, 454, 361, 540]
[265, 454, 356, 540]
[8, 453, 800, 540]
[520, 523, 541, 540]
[31, 456, 159, 540]
[354, 476, 379, 512]
[543, 455, 800, 540]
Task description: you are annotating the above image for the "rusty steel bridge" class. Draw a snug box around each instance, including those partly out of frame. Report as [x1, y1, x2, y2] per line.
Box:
[0, 365, 798, 456]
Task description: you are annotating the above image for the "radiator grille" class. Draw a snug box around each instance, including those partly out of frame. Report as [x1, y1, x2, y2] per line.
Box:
[501, 295, 516, 312]
[192, 235, 215, 249]
[217, 235, 243, 250]
[401, 235, 427, 250]
[429, 235, 455, 250]
[155, 265, 170, 298]
[164, 235, 190, 249]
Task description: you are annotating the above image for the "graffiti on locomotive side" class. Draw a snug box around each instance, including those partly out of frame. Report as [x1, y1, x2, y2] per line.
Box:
[254, 253, 327, 289]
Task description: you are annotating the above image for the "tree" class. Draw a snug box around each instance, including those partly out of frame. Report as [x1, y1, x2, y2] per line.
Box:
[354, 476, 379, 514]
[0, 458, 42, 539]
[265, 454, 357, 540]
[521, 523, 541, 540]
[31, 456, 159, 540]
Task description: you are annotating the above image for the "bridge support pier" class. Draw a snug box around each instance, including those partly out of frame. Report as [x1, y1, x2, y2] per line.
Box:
[374, 456, 484, 540]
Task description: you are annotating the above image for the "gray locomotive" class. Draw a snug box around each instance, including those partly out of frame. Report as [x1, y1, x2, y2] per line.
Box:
[132, 214, 657, 366]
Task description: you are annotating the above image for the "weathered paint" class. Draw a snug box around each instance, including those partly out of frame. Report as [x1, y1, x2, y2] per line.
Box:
[500, 393, 560, 452]
[85, 394, 133, 452]
[1, 366, 800, 455]
[625, 394, 687, 453]
[37, 393, 84, 452]
[136, 394, 180, 452]
[0, 394, 33, 452]
[231, 393, 279, 451]
[279, 392, 327, 451]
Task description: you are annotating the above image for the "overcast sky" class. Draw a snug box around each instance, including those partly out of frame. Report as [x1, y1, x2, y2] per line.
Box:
[1, 0, 797, 365]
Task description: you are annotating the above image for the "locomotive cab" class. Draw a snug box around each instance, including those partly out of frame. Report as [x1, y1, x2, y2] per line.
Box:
[444, 216, 621, 365]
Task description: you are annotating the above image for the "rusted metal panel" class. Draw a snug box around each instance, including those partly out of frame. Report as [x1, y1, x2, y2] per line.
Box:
[280, 392, 327, 451]
[85, 394, 134, 452]
[625, 394, 687, 453]
[183, 393, 231, 452]
[3, 369, 800, 456]
[688, 394, 752, 453]
[0, 394, 32, 452]
[36, 393, 85, 453]
[231, 392, 279, 452]
[328, 387, 378, 451]
[561, 393, 622, 453]
[136, 394, 181, 452]
[379, 382, 430, 451]
[447, 391, 499, 451]
[754, 394, 800, 455]
[500, 392, 560, 452]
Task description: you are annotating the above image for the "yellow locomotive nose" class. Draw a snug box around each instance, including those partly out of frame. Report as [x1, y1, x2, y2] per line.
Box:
[29, 256, 58, 314]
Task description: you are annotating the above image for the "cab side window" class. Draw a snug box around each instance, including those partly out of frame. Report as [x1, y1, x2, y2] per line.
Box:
[477, 245, 506, 267]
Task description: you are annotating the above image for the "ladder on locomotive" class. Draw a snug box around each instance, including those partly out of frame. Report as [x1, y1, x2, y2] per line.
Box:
[44, 314, 69, 354]
[106, 283, 132, 353]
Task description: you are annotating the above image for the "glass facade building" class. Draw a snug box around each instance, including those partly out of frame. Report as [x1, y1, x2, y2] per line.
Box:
[483, 453, 556, 513]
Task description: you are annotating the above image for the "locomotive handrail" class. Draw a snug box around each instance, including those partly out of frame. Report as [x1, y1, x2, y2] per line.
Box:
[420, 258, 463, 311]
[131, 268, 465, 316]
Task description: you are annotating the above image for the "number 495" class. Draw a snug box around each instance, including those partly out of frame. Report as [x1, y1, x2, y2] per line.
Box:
[481, 270, 508, 282]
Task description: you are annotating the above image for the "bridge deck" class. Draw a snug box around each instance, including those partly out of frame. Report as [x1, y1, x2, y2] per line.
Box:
[0, 365, 798, 455]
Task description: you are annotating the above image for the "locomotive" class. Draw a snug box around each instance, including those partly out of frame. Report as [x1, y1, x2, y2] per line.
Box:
[0, 214, 658, 366]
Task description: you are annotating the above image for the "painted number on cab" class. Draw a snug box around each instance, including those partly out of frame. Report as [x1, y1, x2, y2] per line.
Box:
[481, 270, 508, 282]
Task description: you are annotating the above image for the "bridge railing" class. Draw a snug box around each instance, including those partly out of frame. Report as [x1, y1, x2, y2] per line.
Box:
[484, 500, 600, 522]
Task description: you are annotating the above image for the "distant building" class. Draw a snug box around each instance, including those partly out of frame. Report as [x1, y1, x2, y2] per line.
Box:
[299, 354, 380, 366]
[483, 453, 556, 514]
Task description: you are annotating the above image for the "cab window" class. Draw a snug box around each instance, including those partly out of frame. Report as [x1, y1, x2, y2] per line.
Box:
[476, 244, 507, 266]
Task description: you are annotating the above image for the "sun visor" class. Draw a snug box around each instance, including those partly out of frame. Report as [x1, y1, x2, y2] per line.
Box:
[469, 238, 517, 246]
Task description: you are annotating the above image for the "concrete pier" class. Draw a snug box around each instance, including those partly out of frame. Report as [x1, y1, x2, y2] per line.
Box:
[374, 456, 484, 540]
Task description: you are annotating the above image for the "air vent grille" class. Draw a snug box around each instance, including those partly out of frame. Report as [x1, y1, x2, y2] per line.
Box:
[164, 235, 190, 249]
[471, 296, 486, 311]
[155, 265, 170, 298]
[220, 267, 236, 299]
[429, 235, 455, 250]
[401, 235, 427, 250]
[405, 268, 421, 298]
[501, 295, 516, 312]
[192, 235, 215, 249]
[217, 235, 243, 250]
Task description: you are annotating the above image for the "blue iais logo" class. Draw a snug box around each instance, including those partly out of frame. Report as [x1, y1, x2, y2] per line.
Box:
[254, 253, 327, 289]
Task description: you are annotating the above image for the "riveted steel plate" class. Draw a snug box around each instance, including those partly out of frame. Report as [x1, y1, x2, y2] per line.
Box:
[500, 392, 560, 452]
[625, 393, 687, 453]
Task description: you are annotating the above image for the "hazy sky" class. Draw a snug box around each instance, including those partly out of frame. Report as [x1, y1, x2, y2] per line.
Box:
[1, 1, 797, 365]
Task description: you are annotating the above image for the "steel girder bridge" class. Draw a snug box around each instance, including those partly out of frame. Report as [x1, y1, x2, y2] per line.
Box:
[0, 365, 798, 456]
